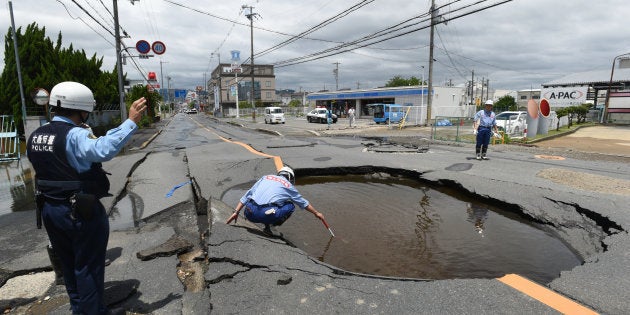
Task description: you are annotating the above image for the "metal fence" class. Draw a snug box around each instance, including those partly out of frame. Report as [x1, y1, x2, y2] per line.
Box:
[432, 116, 475, 143]
[0, 115, 20, 161]
[432, 116, 529, 144]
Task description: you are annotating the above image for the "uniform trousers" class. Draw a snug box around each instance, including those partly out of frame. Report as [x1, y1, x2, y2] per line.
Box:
[42, 199, 109, 315]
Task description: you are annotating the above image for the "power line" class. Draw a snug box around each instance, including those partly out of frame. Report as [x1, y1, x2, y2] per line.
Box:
[69, 0, 115, 37]
[272, 0, 514, 68]
[56, 0, 115, 47]
[254, 0, 376, 58]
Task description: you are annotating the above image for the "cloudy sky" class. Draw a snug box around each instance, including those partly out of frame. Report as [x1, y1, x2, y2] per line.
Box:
[2, 0, 630, 93]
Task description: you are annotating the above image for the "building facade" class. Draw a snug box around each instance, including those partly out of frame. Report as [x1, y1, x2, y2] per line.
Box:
[306, 85, 472, 125]
[208, 63, 276, 113]
[542, 65, 630, 123]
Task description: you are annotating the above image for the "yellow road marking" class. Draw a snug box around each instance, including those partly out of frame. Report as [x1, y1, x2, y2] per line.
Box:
[193, 118, 596, 314]
[498, 274, 598, 315]
[191, 117, 284, 171]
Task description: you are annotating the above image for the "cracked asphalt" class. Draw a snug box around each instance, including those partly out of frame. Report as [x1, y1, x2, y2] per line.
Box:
[1, 114, 629, 314]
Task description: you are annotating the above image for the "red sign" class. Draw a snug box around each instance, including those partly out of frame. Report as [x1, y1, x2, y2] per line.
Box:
[148, 72, 157, 80]
[152, 41, 166, 55]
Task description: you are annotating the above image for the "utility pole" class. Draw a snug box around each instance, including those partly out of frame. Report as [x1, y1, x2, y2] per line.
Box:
[243, 5, 259, 120]
[426, 0, 436, 126]
[485, 78, 490, 102]
[420, 65, 425, 112]
[167, 76, 171, 114]
[113, 0, 127, 121]
[333, 62, 340, 90]
[481, 77, 486, 102]
[8, 1, 27, 130]
[159, 60, 168, 117]
[470, 69, 475, 106]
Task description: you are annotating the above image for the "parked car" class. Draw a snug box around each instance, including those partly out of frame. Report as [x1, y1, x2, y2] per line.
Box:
[495, 111, 526, 135]
[368, 103, 405, 124]
[186, 108, 198, 114]
[264, 106, 286, 124]
[307, 108, 337, 123]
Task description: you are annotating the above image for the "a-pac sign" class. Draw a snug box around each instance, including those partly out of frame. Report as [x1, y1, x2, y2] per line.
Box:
[541, 86, 588, 107]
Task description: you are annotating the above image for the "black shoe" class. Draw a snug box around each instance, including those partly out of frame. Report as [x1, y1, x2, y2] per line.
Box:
[263, 225, 273, 236]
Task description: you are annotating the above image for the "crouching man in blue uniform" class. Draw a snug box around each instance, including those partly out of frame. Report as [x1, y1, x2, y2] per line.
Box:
[226, 166, 326, 235]
[27, 81, 147, 315]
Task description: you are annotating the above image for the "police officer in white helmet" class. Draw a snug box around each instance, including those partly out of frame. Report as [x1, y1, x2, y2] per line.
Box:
[472, 99, 500, 160]
[226, 166, 326, 236]
[27, 81, 147, 314]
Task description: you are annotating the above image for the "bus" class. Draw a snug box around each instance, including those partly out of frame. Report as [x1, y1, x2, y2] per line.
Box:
[368, 103, 406, 124]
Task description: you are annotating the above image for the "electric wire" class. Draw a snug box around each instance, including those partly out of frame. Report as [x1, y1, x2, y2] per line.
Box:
[254, 0, 376, 58]
[57, 0, 115, 47]
[69, 0, 115, 37]
[272, 0, 514, 68]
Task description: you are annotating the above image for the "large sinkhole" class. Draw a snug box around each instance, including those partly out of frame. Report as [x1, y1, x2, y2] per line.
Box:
[222, 172, 582, 284]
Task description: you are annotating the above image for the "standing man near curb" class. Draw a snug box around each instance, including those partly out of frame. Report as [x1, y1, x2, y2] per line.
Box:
[27, 81, 147, 315]
[472, 100, 500, 160]
[348, 106, 356, 128]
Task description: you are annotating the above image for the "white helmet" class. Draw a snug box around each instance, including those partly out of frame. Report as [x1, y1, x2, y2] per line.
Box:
[484, 99, 494, 106]
[49, 81, 95, 112]
[277, 166, 295, 184]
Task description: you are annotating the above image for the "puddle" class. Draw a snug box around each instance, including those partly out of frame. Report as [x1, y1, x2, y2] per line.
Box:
[223, 174, 582, 284]
[0, 161, 36, 215]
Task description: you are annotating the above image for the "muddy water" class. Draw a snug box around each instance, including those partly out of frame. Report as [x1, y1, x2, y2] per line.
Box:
[223, 174, 582, 284]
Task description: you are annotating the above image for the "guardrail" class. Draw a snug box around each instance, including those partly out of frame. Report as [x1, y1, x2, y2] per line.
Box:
[0, 115, 20, 162]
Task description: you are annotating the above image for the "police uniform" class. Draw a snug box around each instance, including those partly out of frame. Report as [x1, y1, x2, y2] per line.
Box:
[27, 114, 138, 314]
[239, 174, 309, 226]
[474, 108, 497, 159]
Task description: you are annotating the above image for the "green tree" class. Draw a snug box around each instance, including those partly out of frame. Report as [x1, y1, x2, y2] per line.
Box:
[0, 23, 120, 132]
[238, 100, 251, 109]
[287, 99, 302, 107]
[494, 95, 516, 112]
[574, 103, 591, 124]
[385, 75, 420, 87]
[555, 107, 568, 131]
[126, 84, 161, 124]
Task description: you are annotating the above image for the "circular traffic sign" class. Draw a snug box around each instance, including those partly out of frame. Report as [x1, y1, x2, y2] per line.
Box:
[136, 40, 151, 54]
[152, 41, 166, 55]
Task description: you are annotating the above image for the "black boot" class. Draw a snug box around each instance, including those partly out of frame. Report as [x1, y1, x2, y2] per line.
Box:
[47, 245, 64, 285]
[475, 147, 481, 160]
[481, 146, 489, 160]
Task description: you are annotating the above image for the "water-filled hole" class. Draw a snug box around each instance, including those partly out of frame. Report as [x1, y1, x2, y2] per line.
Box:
[223, 173, 582, 284]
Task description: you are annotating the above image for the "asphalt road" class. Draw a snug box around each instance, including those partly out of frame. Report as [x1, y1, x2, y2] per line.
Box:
[2, 113, 629, 314]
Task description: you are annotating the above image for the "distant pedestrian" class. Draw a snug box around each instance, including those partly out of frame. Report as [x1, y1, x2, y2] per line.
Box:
[327, 108, 333, 129]
[226, 166, 326, 236]
[472, 100, 500, 160]
[348, 106, 356, 128]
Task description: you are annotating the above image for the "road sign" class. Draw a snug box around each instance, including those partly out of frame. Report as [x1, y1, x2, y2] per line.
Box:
[136, 40, 151, 54]
[152, 41, 166, 55]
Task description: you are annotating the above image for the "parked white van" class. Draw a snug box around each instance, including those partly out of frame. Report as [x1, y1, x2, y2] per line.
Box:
[264, 107, 285, 124]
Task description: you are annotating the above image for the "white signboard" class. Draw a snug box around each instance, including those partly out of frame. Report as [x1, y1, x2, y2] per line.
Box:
[541, 86, 588, 107]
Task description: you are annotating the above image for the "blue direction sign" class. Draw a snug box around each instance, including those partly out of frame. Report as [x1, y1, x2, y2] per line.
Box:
[136, 40, 151, 54]
[152, 41, 166, 55]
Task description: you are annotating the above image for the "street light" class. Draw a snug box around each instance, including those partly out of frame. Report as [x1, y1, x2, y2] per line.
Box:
[603, 52, 630, 123]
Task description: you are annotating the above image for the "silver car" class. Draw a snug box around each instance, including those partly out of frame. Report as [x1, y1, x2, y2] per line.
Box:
[307, 108, 338, 123]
